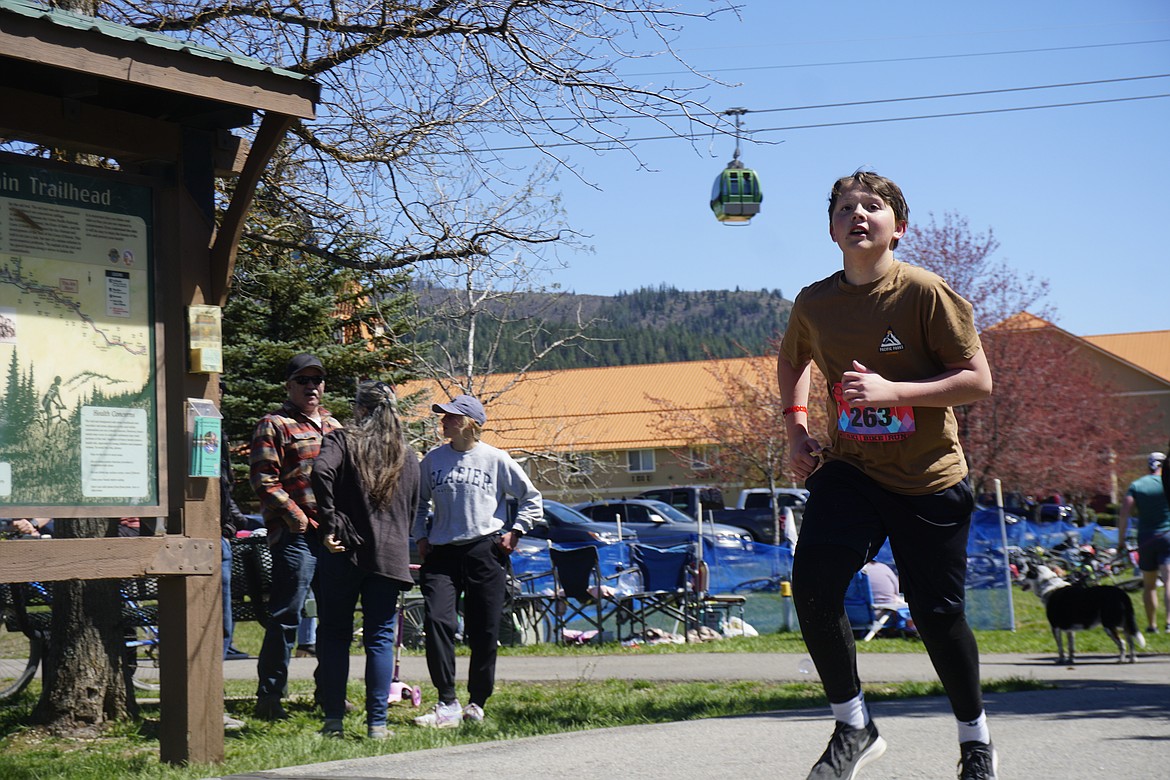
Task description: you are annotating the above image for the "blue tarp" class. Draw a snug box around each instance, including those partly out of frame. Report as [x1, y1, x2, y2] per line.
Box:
[511, 539, 793, 596]
[962, 514, 1120, 630]
[511, 515, 1109, 633]
[968, 515, 1110, 553]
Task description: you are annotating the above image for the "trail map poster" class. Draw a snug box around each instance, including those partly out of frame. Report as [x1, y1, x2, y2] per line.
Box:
[0, 158, 157, 509]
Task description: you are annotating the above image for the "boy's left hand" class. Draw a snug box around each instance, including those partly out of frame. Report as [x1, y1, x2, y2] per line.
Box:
[841, 360, 897, 405]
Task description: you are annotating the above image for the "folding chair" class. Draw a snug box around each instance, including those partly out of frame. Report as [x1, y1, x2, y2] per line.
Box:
[617, 544, 695, 641]
[549, 545, 622, 645]
[503, 552, 555, 646]
[843, 570, 913, 641]
[691, 558, 747, 636]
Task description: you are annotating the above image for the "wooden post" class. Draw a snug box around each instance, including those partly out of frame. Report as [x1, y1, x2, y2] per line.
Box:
[158, 566, 223, 765]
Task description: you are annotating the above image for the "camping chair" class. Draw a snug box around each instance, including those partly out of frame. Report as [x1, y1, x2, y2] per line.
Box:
[549, 545, 623, 645]
[501, 551, 556, 646]
[616, 543, 695, 642]
[843, 570, 913, 642]
[691, 557, 747, 636]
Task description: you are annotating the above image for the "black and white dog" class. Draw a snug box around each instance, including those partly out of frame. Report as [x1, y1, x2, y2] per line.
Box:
[1019, 563, 1145, 664]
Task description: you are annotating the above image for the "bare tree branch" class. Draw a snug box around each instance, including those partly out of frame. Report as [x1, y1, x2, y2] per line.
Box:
[98, 1, 740, 275]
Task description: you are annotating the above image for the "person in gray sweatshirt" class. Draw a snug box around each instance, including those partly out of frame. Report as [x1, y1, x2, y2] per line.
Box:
[411, 394, 542, 728]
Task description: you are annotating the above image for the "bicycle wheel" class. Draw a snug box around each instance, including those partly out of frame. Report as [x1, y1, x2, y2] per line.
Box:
[0, 616, 42, 702]
[127, 626, 161, 693]
[399, 602, 426, 650]
[131, 661, 160, 692]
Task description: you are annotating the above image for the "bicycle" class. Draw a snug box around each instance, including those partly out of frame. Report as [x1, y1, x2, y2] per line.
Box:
[0, 579, 48, 701]
[0, 575, 161, 702]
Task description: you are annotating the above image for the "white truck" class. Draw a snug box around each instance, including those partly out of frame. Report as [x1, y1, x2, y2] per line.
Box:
[735, 487, 809, 511]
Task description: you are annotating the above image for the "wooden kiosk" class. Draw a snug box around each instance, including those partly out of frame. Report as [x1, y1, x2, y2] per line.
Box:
[0, 0, 317, 763]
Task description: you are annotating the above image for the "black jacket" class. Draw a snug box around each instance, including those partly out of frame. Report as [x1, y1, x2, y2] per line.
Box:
[220, 438, 251, 538]
[311, 429, 419, 587]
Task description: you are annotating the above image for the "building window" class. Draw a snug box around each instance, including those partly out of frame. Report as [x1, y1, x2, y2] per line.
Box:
[627, 449, 655, 473]
[688, 446, 717, 472]
[559, 452, 596, 481]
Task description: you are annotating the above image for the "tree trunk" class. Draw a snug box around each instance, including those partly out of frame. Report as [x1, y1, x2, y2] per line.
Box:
[32, 519, 136, 735]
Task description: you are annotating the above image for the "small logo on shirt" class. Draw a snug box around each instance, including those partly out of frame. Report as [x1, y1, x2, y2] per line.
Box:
[878, 328, 904, 353]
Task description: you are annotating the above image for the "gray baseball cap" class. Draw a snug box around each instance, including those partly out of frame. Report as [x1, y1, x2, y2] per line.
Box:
[1149, 452, 1166, 470]
[433, 394, 485, 425]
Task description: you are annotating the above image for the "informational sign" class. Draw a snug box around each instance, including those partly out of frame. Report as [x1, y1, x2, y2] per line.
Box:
[0, 156, 157, 508]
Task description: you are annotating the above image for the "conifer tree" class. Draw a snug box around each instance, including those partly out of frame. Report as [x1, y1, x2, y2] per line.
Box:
[221, 168, 421, 485]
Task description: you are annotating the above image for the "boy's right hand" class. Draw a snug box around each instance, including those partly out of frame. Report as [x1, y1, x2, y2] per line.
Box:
[789, 434, 824, 481]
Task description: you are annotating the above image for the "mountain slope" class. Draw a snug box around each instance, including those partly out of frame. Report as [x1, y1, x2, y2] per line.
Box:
[412, 284, 793, 370]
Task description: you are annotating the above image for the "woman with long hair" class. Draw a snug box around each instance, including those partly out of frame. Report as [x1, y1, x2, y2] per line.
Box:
[311, 381, 420, 739]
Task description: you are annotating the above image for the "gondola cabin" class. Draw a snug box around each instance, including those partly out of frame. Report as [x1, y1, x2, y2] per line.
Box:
[711, 161, 762, 224]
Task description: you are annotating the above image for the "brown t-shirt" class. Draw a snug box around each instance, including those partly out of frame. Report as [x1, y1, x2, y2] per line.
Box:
[780, 261, 981, 494]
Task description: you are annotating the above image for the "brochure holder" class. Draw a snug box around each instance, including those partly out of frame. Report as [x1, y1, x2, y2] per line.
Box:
[186, 398, 223, 478]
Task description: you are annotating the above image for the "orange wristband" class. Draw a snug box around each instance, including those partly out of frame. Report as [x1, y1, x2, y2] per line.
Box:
[782, 405, 808, 416]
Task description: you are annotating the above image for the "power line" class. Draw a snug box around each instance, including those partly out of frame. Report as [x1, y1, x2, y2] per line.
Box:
[675, 19, 1170, 53]
[586, 73, 1170, 124]
[627, 38, 1170, 78]
[471, 93, 1170, 153]
[311, 73, 1169, 129]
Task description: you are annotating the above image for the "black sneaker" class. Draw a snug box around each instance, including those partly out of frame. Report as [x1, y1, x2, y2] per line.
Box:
[254, 697, 288, 721]
[807, 720, 887, 779]
[957, 741, 998, 780]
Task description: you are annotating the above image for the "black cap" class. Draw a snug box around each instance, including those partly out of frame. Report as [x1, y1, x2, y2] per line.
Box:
[285, 353, 325, 379]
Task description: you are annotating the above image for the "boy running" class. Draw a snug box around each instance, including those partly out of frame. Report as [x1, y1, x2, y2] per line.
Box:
[778, 171, 996, 779]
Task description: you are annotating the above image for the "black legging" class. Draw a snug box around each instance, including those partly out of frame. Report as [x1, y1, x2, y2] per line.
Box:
[792, 544, 984, 722]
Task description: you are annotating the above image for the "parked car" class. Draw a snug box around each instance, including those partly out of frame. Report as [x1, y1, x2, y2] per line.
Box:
[572, 498, 753, 551]
[636, 485, 804, 544]
[994, 492, 1079, 524]
[637, 485, 725, 519]
[525, 499, 638, 546]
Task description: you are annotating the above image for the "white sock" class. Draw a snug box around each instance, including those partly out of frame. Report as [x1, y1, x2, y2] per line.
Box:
[830, 693, 869, 730]
[957, 711, 990, 744]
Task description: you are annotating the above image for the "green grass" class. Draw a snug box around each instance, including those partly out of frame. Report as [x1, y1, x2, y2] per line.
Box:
[0, 676, 1049, 780]
[226, 586, 1168, 658]
[0, 587, 1162, 779]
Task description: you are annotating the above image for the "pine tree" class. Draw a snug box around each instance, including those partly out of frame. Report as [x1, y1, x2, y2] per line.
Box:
[220, 168, 421, 501]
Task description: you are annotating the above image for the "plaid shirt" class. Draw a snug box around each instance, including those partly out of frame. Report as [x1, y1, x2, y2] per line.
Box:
[249, 401, 342, 537]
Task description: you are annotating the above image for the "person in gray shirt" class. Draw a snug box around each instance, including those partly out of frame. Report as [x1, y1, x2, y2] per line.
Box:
[411, 394, 541, 728]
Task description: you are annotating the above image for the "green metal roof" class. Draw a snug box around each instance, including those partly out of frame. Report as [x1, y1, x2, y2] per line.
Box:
[0, 0, 310, 83]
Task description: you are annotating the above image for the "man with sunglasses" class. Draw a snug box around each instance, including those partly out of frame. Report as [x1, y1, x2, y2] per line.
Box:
[249, 353, 342, 720]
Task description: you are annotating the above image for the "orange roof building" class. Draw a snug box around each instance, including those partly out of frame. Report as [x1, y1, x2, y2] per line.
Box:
[401, 357, 774, 502]
[402, 318, 1168, 502]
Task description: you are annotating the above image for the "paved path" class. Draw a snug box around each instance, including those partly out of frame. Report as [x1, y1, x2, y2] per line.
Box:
[210, 651, 1170, 779]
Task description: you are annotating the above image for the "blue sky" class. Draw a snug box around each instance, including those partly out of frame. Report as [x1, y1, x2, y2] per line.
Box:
[513, 1, 1168, 337]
